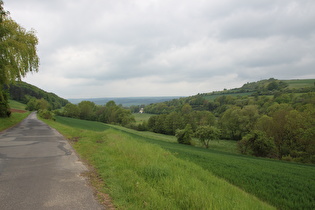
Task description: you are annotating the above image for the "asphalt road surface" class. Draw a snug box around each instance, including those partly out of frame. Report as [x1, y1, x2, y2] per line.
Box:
[0, 112, 104, 210]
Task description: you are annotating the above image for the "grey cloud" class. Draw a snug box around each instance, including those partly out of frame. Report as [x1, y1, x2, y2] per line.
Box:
[4, 0, 315, 98]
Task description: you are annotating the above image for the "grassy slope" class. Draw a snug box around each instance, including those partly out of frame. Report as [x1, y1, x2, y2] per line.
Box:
[9, 100, 27, 110]
[45, 116, 274, 210]
[283, 79, 315, 89]
[46, 116, 315, 209]
[108, 124, 315, 210]
[0, 100, 29, 132]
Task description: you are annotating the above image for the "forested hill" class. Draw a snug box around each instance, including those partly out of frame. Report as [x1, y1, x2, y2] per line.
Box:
[6, 81, 68, 110]
[140, 78, 315, 114]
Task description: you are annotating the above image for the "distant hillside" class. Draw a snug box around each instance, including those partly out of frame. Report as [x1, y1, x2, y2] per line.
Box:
[143, 78, 315, 114]
[6, 81, 69, 110]
[204, 78, 315, 99]
[68, 96, 182, 107]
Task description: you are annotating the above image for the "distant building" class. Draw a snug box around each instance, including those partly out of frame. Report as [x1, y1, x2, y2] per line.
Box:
[139, 108, 144, 114]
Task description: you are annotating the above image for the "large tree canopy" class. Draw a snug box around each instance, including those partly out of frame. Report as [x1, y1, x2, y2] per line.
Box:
[0, 1, 39, 117]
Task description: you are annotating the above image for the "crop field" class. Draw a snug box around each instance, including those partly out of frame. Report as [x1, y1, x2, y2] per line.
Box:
[133, 113, 156, 124]
[46, 116, 315, 209]
[283, 79, 315, 89]
[109, 125, 315, 209]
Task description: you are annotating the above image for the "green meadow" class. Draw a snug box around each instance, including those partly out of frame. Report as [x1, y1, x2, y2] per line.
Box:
[284, 79, 315, 89]
[0, 100, 29, 131]
[43, 116, 315, 209]
[133, 113, 156, 124]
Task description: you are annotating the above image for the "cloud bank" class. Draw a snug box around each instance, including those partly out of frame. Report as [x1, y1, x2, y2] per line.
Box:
[5, 0, 315, 98]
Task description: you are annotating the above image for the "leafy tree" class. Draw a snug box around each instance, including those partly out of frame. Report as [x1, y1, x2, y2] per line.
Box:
[164, 112, 184, 135]
[0, 2, 39, 117]
[219, 105, 259, 140]
[181, 103, 192, 114]
[175, 124, 193, 145]
[36, 98, 50, 110]
[78, 101, 96, 120]
[38, 109, 54, 120]
[26, 98, 49, 111]
[195, 125, 221, 148]
[63, 103, 79, 118]
[238, 130, 276, 157]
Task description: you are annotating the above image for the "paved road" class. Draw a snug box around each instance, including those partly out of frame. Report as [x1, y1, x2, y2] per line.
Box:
[0, 112, 103, 210]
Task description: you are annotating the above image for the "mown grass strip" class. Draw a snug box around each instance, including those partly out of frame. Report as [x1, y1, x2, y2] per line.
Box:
[44, 117, 274, 209]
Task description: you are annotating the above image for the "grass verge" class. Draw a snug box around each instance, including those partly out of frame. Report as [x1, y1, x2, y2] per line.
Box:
[0, 112, 30, 132]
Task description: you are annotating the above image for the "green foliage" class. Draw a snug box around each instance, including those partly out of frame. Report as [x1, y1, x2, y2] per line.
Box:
[0, 2, 39, 117]
[59, 100, 135, 127]
[219, 105, 259, 140]
[7, 81, 69, 109]
[142, 79, 315, 163]
[78, 100, 97, 120]
[63, 103, 80, 118]
[0, 90, 10, 117]
[238, 130, 276, 157]
[38, 109, 54, 120]
[195, 125, 221, 148]
[175, 124, 193, 145]
[26, 97, 50, 111]
[0, 4, 39, 85]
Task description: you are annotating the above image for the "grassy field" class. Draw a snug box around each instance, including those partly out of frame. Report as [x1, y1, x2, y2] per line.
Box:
[133, 113, 156, 124]
[9, 100, 27, 110]
[284, 79, 315, 89]
[0, 112, 29, 131]
[0, 100, 29, 132]
[44, 116, 315, 209]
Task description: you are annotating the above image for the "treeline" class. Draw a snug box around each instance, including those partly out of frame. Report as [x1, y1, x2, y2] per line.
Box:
[6, 81, 69, 110]
[58, 100, 135, 126]
[137, 79, 315, 163]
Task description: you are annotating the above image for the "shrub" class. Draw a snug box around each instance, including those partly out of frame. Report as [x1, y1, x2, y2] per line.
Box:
[175, 124, 192, 145]
[38, 109, 54, 120]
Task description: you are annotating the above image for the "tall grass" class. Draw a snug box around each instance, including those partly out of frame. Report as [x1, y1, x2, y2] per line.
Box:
[45, 117, 274, 209]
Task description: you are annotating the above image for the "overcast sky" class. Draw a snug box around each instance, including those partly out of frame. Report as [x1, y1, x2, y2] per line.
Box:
[5, 0, 315, 99]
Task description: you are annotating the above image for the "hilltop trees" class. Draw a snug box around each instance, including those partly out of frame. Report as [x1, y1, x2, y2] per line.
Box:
[0, 1, 39, 117]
